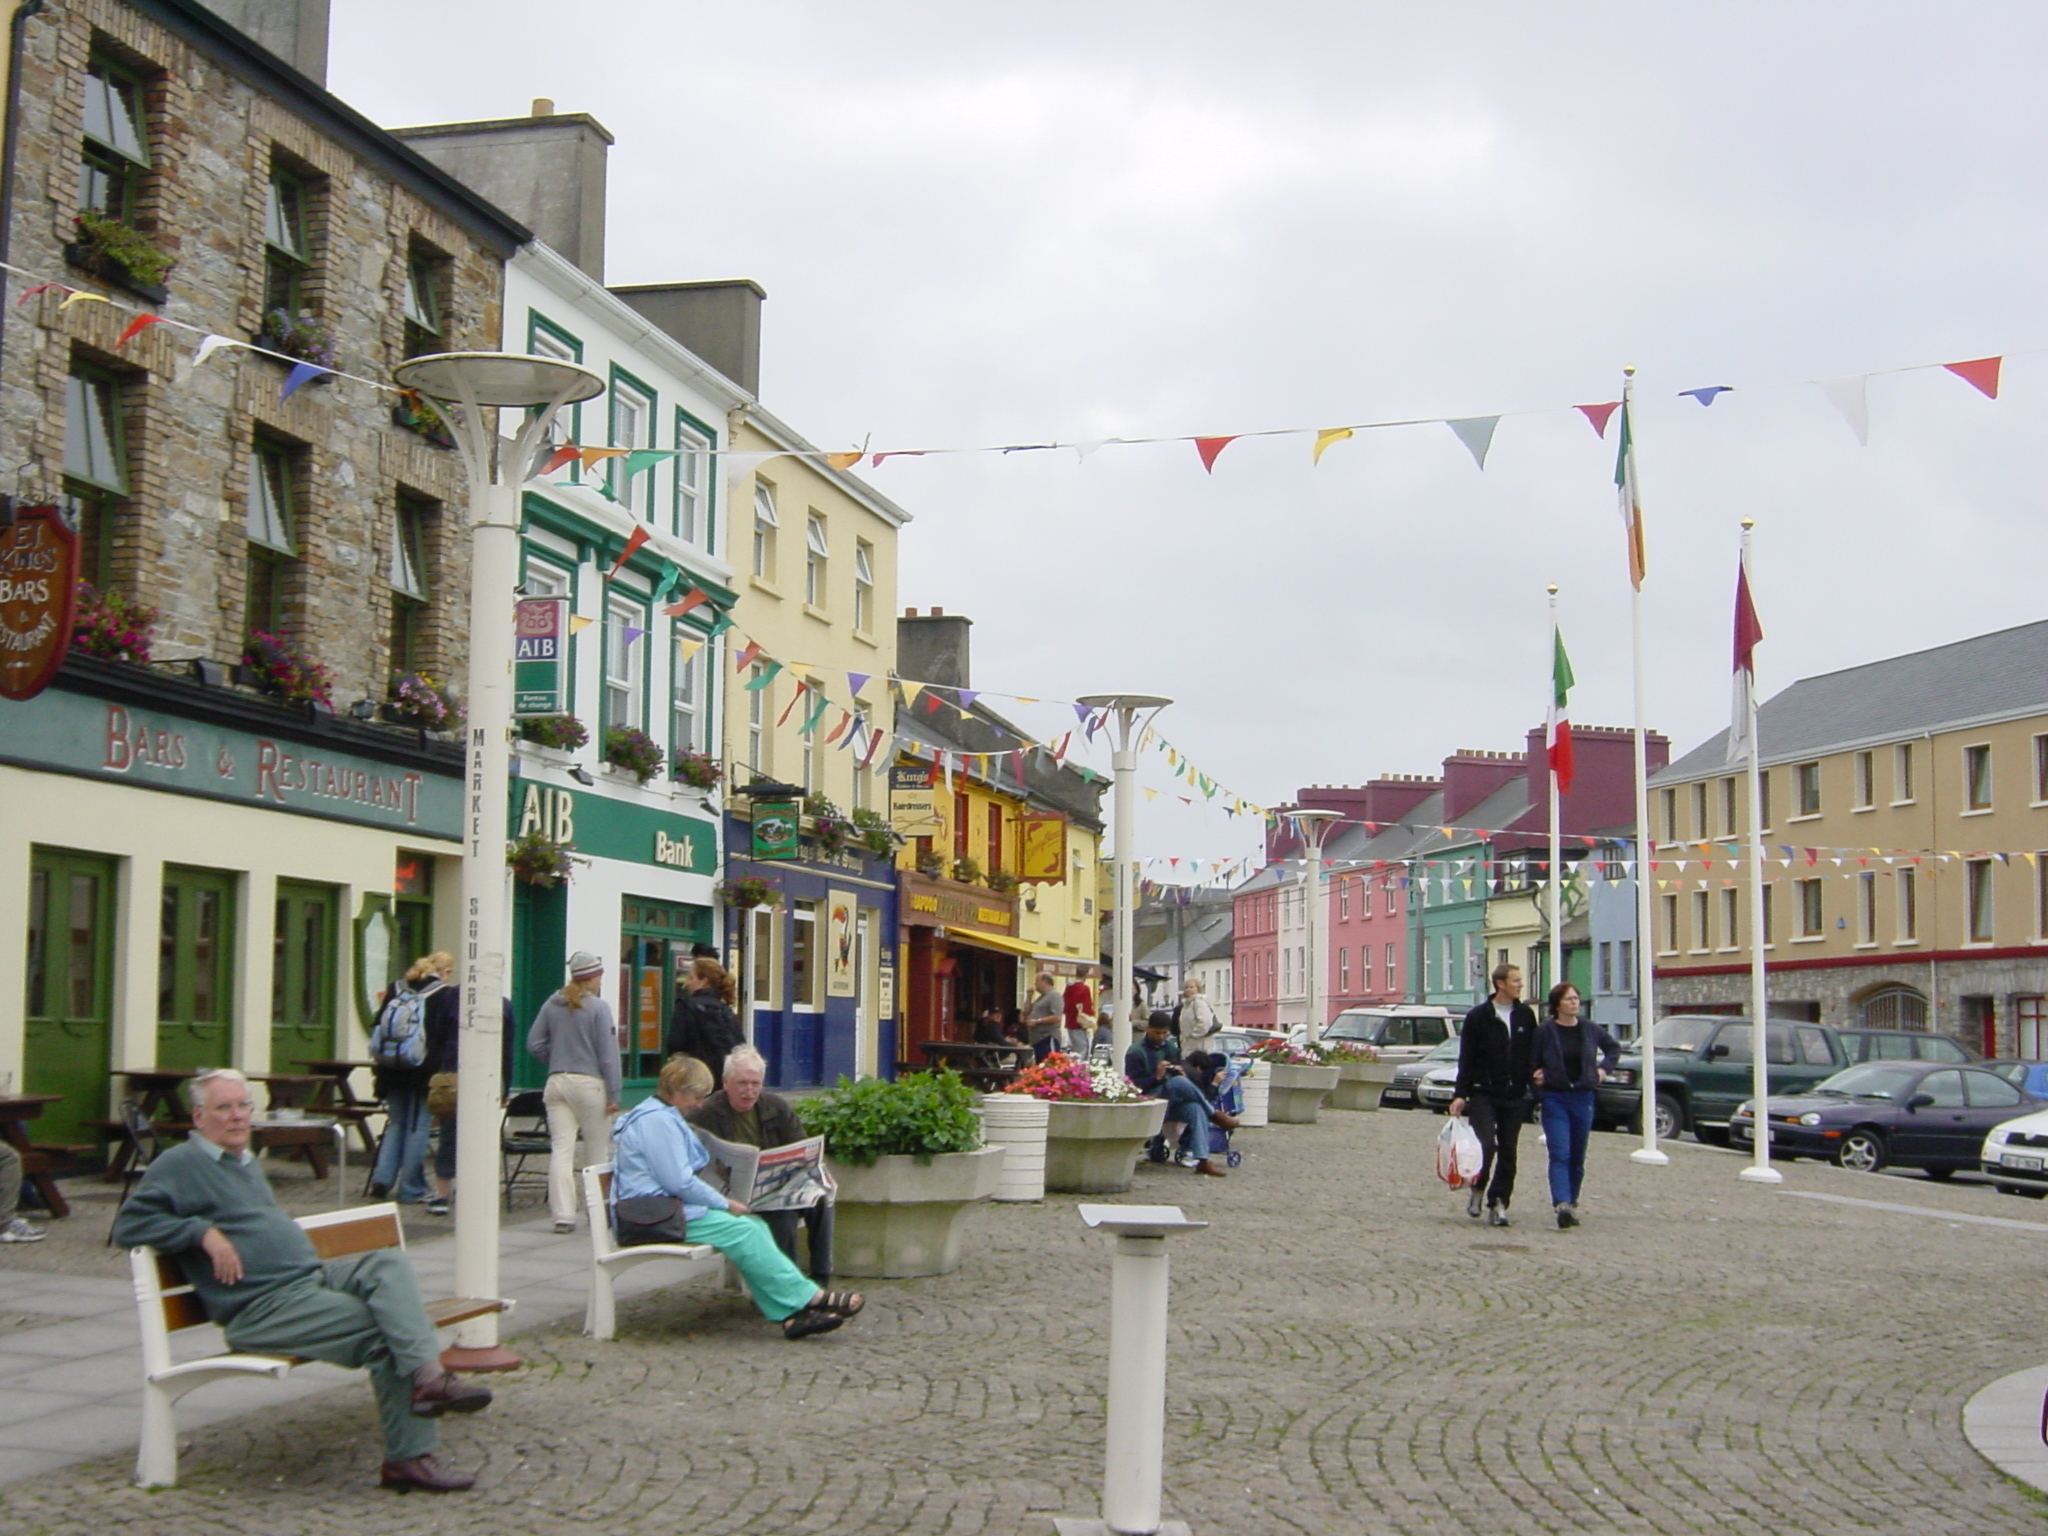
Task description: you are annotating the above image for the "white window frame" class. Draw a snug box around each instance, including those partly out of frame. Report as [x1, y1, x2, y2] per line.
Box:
[752, 483, 779, 581]
[674, 417, 711, 544]
[603, 592, 645, 731]
[805, 513, 829, 608]
[1896, 868, 1919, 945]
[608, 378, 654, 513]
[1794, 762, 1822, 819]
[1719, 886, 1740, 952]
[1796, 878, 1824, 939]
[1659, 893, 1680, 955]
[1965, 743, 1994, 813]
[747, 661, 770, 771]
[1691, 889, 1711, 953]
[1968, 858, 1996, 943]
[853, 539, 875, 632]
[1855, 872, 1877, 947]
[671, 635, 704, 757]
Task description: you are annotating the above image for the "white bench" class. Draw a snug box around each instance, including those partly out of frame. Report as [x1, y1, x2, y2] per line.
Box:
[580, 1163, 725, 1340]
[129, 1202, 509, 1489]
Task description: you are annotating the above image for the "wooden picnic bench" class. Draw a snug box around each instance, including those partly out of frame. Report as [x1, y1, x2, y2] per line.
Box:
[128, 1201, 510, 1488]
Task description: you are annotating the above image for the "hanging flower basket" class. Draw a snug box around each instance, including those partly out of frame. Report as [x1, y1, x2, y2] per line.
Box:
[506, 831, 578, 886]
[718, 876, 778, 910]
[241, 631, 334, 708]
[384, 672, 464, 732]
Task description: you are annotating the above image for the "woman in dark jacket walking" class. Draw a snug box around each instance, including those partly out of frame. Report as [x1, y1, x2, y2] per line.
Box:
[1532, 982, 1622, 1229]
[369, 952, 458, 1204]
[665, 958, 746, 1088]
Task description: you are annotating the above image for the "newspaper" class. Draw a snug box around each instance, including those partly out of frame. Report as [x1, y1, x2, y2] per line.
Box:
[696, 1130, 835, 1214]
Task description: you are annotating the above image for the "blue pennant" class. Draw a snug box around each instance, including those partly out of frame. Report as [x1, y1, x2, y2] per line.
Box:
[1679, 385, 1732, 407]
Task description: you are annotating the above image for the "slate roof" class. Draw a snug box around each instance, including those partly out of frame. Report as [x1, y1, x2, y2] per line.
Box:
[1656, 617, 2048, 785]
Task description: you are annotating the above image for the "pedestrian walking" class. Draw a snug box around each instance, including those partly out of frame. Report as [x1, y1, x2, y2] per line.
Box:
[1448, 962, 1539, 1227]
[1532, 982, 1621, 1229]
[665, 958, 745, 1088]
[1025, 972, 1066, 1060]
[1063, 966, 1098, 1053]
[367, 953, 457, 1205]
[527, 952, 621, 1234]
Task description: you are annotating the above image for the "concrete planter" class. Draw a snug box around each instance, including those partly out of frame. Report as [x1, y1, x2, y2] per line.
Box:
[825, 1145, 1006, 1278]
[1266, 1063, 1341, 1124]
[1329, 1059, 1397, 1111]
[980, 1093, 1050, 1202]
[1042, 1099, 1169, 1194]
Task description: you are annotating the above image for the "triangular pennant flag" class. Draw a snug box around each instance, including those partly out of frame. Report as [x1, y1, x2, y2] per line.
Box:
[1679, 385, 1732, 407]
[622, 449, 670, 479]
[1193, 436, 1237, 473]
[824, 710, 853, 744]
[607, 525, 652, 577]
[540, 444, 581, 475]
[664, 588, 711, 619]
[924, 693, 944, 714]
[846, 672, 870, 698]
[956, 689, 979, 709]
[578, 446, 629, 469]
[801, 694, 833, 733]
[116, 313, 165, 348]
[1814, 376, 1870, 446]
[871, 451, 927, 468]
[1072, 439, 1111, 463]
[650, 562, 681, 605]
[1073, 702, 1092, 723]
[621, 625, 646, 646]
[722, 450, 777, 509]
[734, 641, 763, 671]
[777, 683, 810, 727]
[181, 334, 248, 380]
[1446, 416, 1501, 470]
[57, 291, 111, 312]
[280, 361, 330, 399]
[743, 661, 783, 691]
[1312, 427, 1353, 465]
[899, 680, 925, 709]
[568, 614, 594, 635]
[13, 282, 60, 306]
[1944, 356, 2002, 399]
[824, 451, 863, 471]
[705, 612, 734, 638]
[677, 638, 704, 662]
[1576, 401, 1621, 438]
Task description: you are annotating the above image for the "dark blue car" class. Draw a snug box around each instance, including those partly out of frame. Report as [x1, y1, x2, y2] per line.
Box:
[1727, 1061, 2042, 1176]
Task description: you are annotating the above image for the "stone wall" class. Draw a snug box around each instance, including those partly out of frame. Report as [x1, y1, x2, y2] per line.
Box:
[0, 0, 513, 705]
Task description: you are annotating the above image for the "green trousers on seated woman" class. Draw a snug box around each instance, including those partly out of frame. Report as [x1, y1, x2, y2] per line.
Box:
[687, 1209, 820, 1321]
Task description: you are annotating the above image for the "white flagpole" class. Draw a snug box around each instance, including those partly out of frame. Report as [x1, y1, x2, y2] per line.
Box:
[1547, 584, 1563, 997]
[1624, 367, 1668, 1167]
[1737, 519, 1782, 1185]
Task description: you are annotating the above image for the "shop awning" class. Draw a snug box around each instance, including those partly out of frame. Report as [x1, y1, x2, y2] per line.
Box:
[941, 927, 1040, 960]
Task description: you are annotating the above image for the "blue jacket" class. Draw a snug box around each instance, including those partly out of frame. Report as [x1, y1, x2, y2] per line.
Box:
[610, 1097, 731, 1220]
[1533, 1019, 1622, 1094]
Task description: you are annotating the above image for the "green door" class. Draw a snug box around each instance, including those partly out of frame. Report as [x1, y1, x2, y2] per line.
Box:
[158, 866, 236, 1072]
[621, 898, 712, 1091]
[23, 849, 116, 1147]
[272, 879, 338, 1066]
[510, 879, 568, 1091]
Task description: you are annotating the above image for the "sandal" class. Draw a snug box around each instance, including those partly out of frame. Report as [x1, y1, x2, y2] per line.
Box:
[782, 1306, 846, 1341]
[813, 1290, 865, 1318]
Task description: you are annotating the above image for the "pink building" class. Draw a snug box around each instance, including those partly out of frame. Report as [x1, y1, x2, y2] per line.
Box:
[1230, 866, 1284, 1029]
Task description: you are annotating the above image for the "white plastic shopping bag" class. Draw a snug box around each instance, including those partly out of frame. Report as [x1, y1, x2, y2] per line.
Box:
[1435, 1116, 1484, 1189]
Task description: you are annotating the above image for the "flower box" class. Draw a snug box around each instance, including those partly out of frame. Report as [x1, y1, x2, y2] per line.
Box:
[826, 1145, 1006, 1278]
[1265, 1063, 1341, 1124]
[1329, 1059, 1397, 1112]
[1042, 1098, 1168, 1194]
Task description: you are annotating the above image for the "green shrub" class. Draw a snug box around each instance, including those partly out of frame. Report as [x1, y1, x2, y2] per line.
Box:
[798, 1070, 983, 1166]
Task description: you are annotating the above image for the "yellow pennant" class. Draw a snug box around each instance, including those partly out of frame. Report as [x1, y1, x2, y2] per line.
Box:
[569, 614, 595, 635]
[58, 291, 112, 311]
[1312, 426, 1354, 465]
[825, 451, 862, 471]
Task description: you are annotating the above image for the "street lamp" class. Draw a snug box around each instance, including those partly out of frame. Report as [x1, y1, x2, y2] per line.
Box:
[1076, 692, 1173, 1057]
[1290, 809, 1343, 1043]
[392, 352, 604, 1368]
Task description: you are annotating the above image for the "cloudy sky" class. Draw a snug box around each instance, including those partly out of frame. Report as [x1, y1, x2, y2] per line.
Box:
[332, 3, 2048, 871]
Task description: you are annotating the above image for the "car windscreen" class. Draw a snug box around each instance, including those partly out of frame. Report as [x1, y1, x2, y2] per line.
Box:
[1422, 1037, 1461, 1062]
[1808, 1064, 1922, 1100]
[1322, 1016, 1380, 1043]
[1651, 1016, 1722, 1054]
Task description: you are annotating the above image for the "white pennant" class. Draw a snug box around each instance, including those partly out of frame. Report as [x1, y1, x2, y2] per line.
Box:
[181, 333, 248, 380]
[1446, 415, 1501, 470]
[722, 450, 779, 512]
[1814, 376, 1870, 447]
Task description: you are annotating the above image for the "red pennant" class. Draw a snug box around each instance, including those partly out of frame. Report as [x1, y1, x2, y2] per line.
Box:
[606, 524, 651, 576]
[1576, 401, 1621, 437]
[871, 451, 926, 467]
[924, 693, 944, 714]
[663, 587, 711, 619]
[1193, 436, 1238, 473]
[1944, 356, 2002, 399]
[733, 641, 762, 671]
[923, 756, 942, 788]
[541, 444, 580, 475]
[116, 313, 166, 348]
[777, 683, 808, 727]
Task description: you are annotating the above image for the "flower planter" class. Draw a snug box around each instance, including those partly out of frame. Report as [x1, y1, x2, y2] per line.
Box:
[979, 1093, 1049, 1202]
[825, 1145, 1005, 1278]
[1329, 1059, 1397, 1112]
[63, 241, 169, 304]
[1266, 1063, 1341, 1124]
[1239, 1060, 1271, 1128]
[1041, 1098, 1168, 1194]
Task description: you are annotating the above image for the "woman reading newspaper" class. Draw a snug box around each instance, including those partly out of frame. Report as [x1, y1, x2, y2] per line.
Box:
[611, 1055, 861, 1340]
[686, 1045, 835, 1282]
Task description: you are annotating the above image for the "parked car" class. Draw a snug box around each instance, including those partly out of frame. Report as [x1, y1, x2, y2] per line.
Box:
[1985, 1060, 2048, 1099]
[1729, 1061, 2039, 1175]
[1597, 1015, 1848, 1145]
[1207, 1028, 1286, 1060]
[1418, 1063, 1459, 1113]
[1301, 1005, 1460, 1064]
[1981, 1101, 2048, 1196]
[1836, 1029, 1980, 1065]
[1378, 1037, 1462, 1110]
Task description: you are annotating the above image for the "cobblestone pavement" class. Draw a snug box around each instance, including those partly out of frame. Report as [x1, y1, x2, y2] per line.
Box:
[3, 1110, 2047, 1535]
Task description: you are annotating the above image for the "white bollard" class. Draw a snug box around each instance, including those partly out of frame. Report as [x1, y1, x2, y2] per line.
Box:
[1237, 1060, 1271, 1128]
[982, 1093, 1050, 1202]
[1058, 1205, 1209, 1536]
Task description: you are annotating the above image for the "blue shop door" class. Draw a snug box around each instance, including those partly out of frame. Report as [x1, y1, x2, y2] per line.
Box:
[783, 1010, 824, 1088]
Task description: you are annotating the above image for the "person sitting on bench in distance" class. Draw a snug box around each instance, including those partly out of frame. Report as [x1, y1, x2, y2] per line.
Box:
[612, 1054, 864, 1340]
[686, 1045, 834, 1283]
[111, 1068, 491, 1494]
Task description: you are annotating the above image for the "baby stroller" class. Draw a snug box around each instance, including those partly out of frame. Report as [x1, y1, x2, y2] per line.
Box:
[1147, 1053, 1245, 1170]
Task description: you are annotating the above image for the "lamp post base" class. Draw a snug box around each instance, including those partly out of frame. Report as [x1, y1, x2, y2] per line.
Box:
[1737, 1164, 1785, 1185]
[1629, 1147, 1670, 1166]
[440, 1344, 523, 1373]
[1049, 1520, 1193, 1536]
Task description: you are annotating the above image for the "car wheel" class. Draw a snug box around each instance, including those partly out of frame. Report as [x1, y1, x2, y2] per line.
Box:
[1652, 1094, 1685, 1142]
[1835, 1128, 1888, 1173]
[1923, 1166, 1956, 1181]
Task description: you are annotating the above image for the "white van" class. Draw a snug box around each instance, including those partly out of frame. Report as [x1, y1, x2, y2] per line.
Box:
[1296, 1005, 1461, 1064]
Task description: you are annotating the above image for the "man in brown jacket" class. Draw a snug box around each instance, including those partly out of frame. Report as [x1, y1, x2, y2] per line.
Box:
[685, 1045, 833, 1281]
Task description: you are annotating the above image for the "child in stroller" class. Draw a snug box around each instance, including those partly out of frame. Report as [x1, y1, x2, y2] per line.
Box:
[1149, 1051, 1244, 1168]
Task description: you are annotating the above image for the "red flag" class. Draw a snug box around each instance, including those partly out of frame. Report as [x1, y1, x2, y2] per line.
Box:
[733, 641, 762, 671]
[1728, 555, 1764, 763]
[663, 587, 710, 619]
[1944, 356, 2002, 399]
[1576, 401, 1620, 438]
[606, 524, 651, 576]
[116, 313, 165, 348]
[540, 444, 580, 475]
[1194, 436, 1237, 473]
[923, 755, 942, 788]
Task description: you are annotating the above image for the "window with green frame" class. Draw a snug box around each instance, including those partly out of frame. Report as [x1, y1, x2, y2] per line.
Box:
[262, 163, 311, 320]
[246, 435, 299, 636]
[607, 368, 656, 513]
[526, 312, 584, 472]
[604, 590, 648, 731]
[79, 53, 150, 223]
[674, 409, 713, 544]
[402, 241, 447, 358]
[389, 490, 433, 674]
[63, 360, 128, 586]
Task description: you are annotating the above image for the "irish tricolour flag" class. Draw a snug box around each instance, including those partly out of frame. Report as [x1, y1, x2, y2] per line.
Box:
[1547, 627, 1576, 794]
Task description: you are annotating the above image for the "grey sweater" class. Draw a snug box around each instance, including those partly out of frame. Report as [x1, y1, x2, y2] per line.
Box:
[110, 1136, 321, 1323]
[527, 991, 623, 1102]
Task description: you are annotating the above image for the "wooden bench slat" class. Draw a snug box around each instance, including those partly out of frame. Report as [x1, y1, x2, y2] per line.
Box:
[424, 1296, 508, 1329]
[303, 1212, 403, 1260]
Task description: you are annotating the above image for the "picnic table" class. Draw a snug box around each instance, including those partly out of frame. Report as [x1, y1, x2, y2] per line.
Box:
[290, 1059, 384, 1155]
[104, 1070, 346, 1181]
[917, 1040, 1032, 1092]
[0, 1094, 70, 1218]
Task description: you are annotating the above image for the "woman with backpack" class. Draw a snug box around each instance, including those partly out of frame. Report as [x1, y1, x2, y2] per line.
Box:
[368, 952, 457, 1204]
[665, 958, 746, 1089]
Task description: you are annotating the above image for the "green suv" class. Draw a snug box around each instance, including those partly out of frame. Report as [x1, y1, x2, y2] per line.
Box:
[1595, 1015, 1848, 1144]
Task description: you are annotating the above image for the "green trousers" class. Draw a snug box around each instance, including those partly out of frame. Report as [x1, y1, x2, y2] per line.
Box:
[223, 1248, 442, 1462]
[689, 1208, 822, 1321]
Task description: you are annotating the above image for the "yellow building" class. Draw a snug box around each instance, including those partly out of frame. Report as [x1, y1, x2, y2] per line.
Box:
[1650, 620, 2048, 1055]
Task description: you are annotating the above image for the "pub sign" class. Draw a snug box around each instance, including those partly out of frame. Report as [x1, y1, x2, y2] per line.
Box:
[0, 507, 77, 702]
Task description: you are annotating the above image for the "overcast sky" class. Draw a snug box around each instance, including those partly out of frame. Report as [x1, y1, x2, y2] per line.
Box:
[332, 3, 2048, 873]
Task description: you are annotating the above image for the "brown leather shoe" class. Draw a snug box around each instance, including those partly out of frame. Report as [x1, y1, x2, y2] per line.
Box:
[1211, 1111, 1241, 1130]
[1194, 1159, 1227, 1178]
[409, 1372, 492, 1417]
[380, 1454, 477, 1492]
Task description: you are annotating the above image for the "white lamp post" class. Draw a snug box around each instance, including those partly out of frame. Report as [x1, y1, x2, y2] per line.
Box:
[1291, 809, 1343, 1043]
[1076, 693, 1173, 1057]
[391, 352, 604, 1368]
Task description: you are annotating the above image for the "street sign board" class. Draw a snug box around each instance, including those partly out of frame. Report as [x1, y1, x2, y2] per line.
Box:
[513, 596, 568, 717]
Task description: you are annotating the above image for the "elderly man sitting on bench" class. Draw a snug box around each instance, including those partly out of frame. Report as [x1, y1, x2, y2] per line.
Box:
[111, 1068, 491, 1494]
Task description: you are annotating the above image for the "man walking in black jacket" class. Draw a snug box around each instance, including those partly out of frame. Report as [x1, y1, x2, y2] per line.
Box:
[1449, 962, 1539, 1227]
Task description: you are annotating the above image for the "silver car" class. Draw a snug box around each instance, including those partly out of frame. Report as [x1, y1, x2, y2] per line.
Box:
[1378, 1036, 1462, 1109]
[1418, 1063, 1460, 1113]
